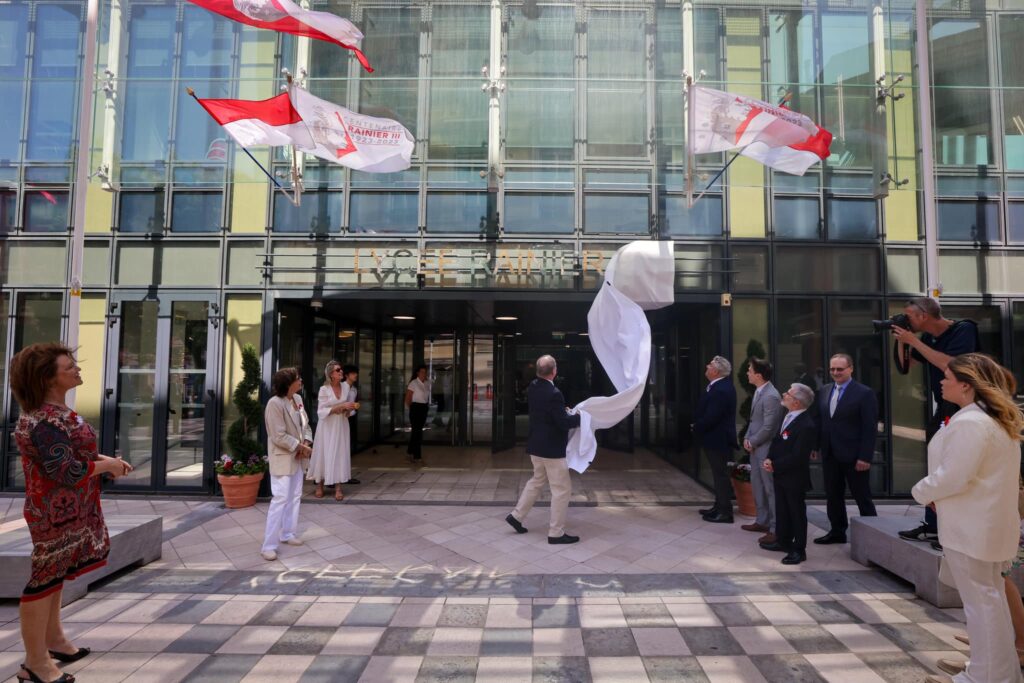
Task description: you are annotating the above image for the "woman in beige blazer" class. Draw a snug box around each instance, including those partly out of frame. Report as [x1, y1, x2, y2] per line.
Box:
[913, 353, 1024, 683]
[261, 367, 312, 562]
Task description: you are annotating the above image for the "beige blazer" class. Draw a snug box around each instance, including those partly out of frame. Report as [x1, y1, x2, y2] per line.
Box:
[912, 403, 1022, 563]
[265, 394, 313, 477]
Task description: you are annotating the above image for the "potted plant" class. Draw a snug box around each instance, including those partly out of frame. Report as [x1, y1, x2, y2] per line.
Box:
[730, 459, 758, 517]
[218, 344, 266, 508]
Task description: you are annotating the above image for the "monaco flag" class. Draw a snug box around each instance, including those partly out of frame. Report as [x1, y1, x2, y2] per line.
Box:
[290, 86, 414, 173]
[187, 0, 372, 72]
[740, 125, 833, 176]
[690, 86, 818, 154]
[194, 91, 315, 150]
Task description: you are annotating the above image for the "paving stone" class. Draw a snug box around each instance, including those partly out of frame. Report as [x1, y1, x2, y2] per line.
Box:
[881, 598, 956, 623]
[479, 628, 533, 656]
[248, 601, 312, 627]
[532, 604, 580, 628]
[678, 627, 745, 656]
[533, 656, 593, 683]
[436, 604, 487, 627]
[750, 654, 828, 683]
[869, 623, 954, 652]
[641, 656, 710, 683]
[164, 625, 241, 654]
[373, 627, 435, 655]
[297, 655, 369, 683]
[267, 626, 335, 655]
[180, 654, 260, 683]
[793, 600, 861, 624]
[343, 602, 399, 627]
[775, 625, 848, 654]
[620, 603, 676, 627]
[414, 655, 477, 683]
[709, 602, 771, 627]
[581, 627, 640, 657]
[158, 600, 226, 624]
[857, 651, 934, 682]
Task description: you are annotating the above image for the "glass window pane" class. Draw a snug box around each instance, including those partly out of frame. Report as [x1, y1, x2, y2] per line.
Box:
[113, 300, 158, 487]
[1001, 15, 1024, 170]
[23, 191, 69, 232]
[820, 13, 879, 170]
[359, 9, 419, 137]
[775, 298, 824, 394]
[732, 297, 769, 436]
[171, 192, 222, 232]
[0, 4, 28, 78]
[126, 6, 175, 77]
[943, 303, 1003, 365]
[587, 11, 647, 157]
[119, 191, 165, 233]
[180, 6, 234, 79]
[33, 5, 79, 78]
[350, 192, 418, 233]
[121, 83, 172, 162]
[273, 191, 342, 233]
[175, 83, 233, 162]
[931, 19, 992, 167]
[426, 192, 487, 233]
[769, 11, 817, 120]
[428, 6, 489, 159]
[937, 200, 999, 242]
[731, 246, 768, 292]
[1013, 302, 1024, 390]
[662, 195, 723, 236]
[166, 300, 209, 488]
[0, 190, 14, 232]
[504, 193, 574, 233]
[584, 194, 649, 234]
[774, 245, 881, 293]
[1009, 202, 1024, 244]
[26, 81, 75, 161]
[827, 198, 877, 240]
[774, 197, 820, 239]
[0, 82, 24, 161]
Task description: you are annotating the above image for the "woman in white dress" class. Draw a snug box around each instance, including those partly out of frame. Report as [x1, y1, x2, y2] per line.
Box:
[308, 361, 356, 501]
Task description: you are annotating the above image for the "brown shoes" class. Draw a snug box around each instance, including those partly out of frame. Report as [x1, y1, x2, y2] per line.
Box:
[758, 533, 777, 544]
[936, 659, 966, 676]
[741, 523, 769, 533]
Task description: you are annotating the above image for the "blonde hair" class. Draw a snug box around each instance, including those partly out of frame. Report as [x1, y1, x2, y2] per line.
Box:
[324, 360, 341, 386]
[947, 353, 1024, 442]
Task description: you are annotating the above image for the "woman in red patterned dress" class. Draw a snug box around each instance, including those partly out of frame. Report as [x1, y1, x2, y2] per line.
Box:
[11, 343, 133, 683]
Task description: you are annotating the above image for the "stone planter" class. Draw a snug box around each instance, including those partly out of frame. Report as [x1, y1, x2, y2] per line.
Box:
[731, 478, 757, 517]
[217, 472, 264, 509]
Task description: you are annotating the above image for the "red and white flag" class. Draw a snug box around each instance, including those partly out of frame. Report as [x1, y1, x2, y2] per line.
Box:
[194, 92, 315, 150]
[690, 86, 817, 154]
[187, 0, 372, 72]
[290, 87, 414, 173]
[740, 125, 833, 176]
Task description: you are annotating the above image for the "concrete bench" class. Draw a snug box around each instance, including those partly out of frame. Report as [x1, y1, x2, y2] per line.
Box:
[0, 515, 162, 605]
[850, 515, 962, 607]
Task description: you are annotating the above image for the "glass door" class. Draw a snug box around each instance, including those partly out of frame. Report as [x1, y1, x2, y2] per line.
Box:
[468, 332, 493, 444]
[492, 334, 517, 452]
[422, 333, 457, 445]
[103, 292, 220, 491]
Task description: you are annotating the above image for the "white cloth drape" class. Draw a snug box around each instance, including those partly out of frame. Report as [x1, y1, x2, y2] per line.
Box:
[566, 241, 675, 473]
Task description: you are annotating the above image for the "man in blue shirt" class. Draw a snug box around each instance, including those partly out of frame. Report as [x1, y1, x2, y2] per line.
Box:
[891, 297, 980, 545]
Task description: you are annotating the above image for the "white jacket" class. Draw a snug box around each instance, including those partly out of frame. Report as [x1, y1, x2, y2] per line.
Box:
[265, 394, 312, 477]
[911, 403, 1022, 563]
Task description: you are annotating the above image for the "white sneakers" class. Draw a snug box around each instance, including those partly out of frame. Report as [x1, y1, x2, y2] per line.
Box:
[261, 550, 277, 561]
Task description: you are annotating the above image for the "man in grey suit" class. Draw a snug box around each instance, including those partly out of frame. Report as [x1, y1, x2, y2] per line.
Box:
[740, 358, 784, 545]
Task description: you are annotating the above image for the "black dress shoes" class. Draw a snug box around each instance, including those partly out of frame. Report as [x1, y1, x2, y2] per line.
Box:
[699, 507, 717, 516]
[505, 514, 527, 534]
[548, 533, 580, 544]
[759, 541, 786, 552]
[781, 551, 807, 565]
[813, 532, 847, 545]
[703, 513, 734, 524]
[345, 478, 361, 485]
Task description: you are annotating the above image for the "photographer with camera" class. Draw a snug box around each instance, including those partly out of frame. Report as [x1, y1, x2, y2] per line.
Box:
[884, 296, 980, 547]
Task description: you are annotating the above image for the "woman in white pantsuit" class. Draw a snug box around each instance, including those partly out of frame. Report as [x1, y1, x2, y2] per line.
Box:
[261, 367, 312, 562]
[913, 353, 1024, 683]
[308, 361, 357, 501]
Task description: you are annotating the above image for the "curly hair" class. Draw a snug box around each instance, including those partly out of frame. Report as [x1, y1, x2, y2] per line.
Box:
[10, 342, 75, 413]
[947, 353, 1024, 442]
[271, 367, 300, 397]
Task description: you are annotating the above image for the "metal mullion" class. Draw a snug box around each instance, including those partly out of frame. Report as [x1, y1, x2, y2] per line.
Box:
[151, 300, 172, 489]
[0, 291, 16, 489]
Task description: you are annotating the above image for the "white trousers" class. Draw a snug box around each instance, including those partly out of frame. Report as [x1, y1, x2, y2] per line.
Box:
[262, 469, 304, 553]
[944, 547, 1024, 683]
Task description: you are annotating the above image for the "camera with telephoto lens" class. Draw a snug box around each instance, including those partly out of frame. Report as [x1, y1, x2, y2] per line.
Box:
[871, 312, 910, 332]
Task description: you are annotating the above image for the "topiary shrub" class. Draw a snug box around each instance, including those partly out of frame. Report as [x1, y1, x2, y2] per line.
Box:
[226, 343, 265, 459]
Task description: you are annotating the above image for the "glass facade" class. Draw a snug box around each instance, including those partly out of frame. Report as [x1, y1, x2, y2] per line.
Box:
[1, 0, 1023, 494]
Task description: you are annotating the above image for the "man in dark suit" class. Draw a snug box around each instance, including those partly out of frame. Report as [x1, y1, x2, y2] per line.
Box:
[760, 383, 817, 565]
[506, 354, 582, 544]
[813, 353, 878, 545]
[694, 356, 738, 524]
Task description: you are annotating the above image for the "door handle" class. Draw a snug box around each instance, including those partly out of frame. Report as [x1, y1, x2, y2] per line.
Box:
[207, 389, 216, 400]
[168, 408, 176, 415]
[105, 388, 113, 398]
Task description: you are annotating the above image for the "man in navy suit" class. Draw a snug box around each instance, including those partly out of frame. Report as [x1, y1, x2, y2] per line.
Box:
[760, 383, 817, 565]
[813, 353, 878, 545]
[506, 355, 582, 544]
[694, 356, 738, 523]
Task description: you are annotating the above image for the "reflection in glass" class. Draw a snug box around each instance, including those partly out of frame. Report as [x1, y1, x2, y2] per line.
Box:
[114, 301, 159, 486]
[1013, 302, 1024, 391]
[426, 193, 487, 233]
[23, 191, 69, 232]
[774, 197, 820, 239]
[937, 200, 999, 242]
[584, 194, 649, 234]
[0, 81, 24, 162]
[356, 332, 375, 449]
[827, 198, 877, 240]
[0, 191, 15, 232]
[165, 301, 208, 487]
[428, 5, 488, 159]
[1001, 15, 1024, 170]
[504, 193, 574, 233]
[171, 192, 223, 232]
[586, 11, 646, 157]
[776, 298, 824, 396]
[820, 13, 878, 169]
[662, 196, 723, 236]
[359, 8, 419, 137]
[273, 191, 342, 233]
[119, 191, 166, 233]
[775, 245, 881, 293]
[350, 192, 418, 233]
[931, 19, 992, 167]
[1009, 203, 1024, 244]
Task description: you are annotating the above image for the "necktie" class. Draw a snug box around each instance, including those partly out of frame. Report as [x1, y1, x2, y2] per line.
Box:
[780, 413, 793, 434]
[829, 385, 843, 417]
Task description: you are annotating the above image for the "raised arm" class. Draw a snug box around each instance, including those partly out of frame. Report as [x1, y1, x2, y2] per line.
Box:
[29, 421, 126, 485]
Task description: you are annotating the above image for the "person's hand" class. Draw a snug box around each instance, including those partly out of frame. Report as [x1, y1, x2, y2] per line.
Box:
[296, 443, 312, 459]
[854, 460, 871, 472]
[743, 439, 752, 453]
[102, 456, 132, 478]
[810, 450, 820, 461]
[927, 502, 936, 512]
[890, 325, 917, 346]
[763, 459, 774, 473]
[342, 402, 357, 411]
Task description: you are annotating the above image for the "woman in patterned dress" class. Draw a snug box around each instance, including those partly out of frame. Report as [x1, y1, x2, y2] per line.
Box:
[11, 343, 133, 683]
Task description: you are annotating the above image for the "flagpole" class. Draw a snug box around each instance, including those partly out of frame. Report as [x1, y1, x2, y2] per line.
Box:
[685, 75, 695, 209]
[186, 87, 285, 190]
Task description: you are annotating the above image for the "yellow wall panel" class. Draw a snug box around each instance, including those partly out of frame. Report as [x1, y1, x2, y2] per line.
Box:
[883, 17, 919, 242]
[231, 28, 276, 233]
[75, 294, 106, 434]
[85, 183, 113, 234]
[221, 295, 264, 454]
[725, 11, 767, 238]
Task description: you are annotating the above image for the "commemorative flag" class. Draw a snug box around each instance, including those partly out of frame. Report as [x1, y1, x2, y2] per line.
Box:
[690, 86, 817, 154]
[187, 0, 373, 72]
[290, 86, 414, 173]
[193, 91, 315, 150]
[739, 125, 833, 176]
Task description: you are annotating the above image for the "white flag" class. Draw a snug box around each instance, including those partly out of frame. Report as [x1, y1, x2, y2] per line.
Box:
[690, 86, 817, 154]
[194, 92, 315, 150]
[290, 87, 414, 173]
[740, 125, 833, 176]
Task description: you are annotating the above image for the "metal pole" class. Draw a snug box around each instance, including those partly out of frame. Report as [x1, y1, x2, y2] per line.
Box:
[914, 0, 941, 298]
[66, 0, 101, 408]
